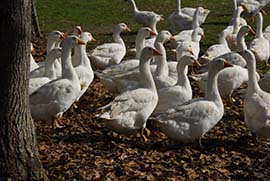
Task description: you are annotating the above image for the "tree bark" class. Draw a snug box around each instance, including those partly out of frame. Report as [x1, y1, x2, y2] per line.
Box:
[0, 0, 47, 180]
[31, 0, 42, 38]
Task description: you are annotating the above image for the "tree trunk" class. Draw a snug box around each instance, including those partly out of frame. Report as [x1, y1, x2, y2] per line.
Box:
[0, 0, 47, 180]
[31, 0, 42, 38]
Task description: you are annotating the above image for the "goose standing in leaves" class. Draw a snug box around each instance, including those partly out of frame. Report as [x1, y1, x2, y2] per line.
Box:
[97, 47, 162, 141]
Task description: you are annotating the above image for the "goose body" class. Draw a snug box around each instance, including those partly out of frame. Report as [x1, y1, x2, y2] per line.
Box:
[97, 47, 161, 135]
[30, 30, 66, 78]
[90, 23, 130, 70]
[30, 36, 84, 125]
[128, 0, 161, 27]
[156, 58, 232, 143]
[238, 0, 270, 15]
[29, 48, 62, 95]
[153, 55, 200, 116]
[243, 49, 270, 138]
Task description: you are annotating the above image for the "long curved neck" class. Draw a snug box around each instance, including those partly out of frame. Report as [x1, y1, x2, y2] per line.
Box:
[44, 55, 57, 79]
[192, 9, 200, 29]
[177, 0, 181, 13]
[256, 13, 263, 38]
[233, 0, 237, 11]
[154, 42, 168, 77]
[191, 30, 200, 42]
[206, 69, 222, 104]
[135, 35, 146, 59]
[247, 56, 260, 93]
[130, 0, 138, 13]
[236, 30, 247, 52]
[61, 43, 78, 81]
[149, 21, 158, 34]
[176, 62, 190, 89]
[46, 39, 55, 55]
[77, 44, 91, 68]
[232, 8, 241, 34]
[219, 31, 228, 45]
[139, 57, 157, 92]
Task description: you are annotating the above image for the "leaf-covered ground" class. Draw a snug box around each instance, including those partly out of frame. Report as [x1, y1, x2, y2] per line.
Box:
[33, 41, 270, 180]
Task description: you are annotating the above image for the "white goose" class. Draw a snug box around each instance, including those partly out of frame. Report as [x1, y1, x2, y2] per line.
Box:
[30, 43, 39, 72]
[226, 5, 245, 51]
[259, 74, 270, 93]
[127, 0, 162, 27]
[30, 30, 67, 78]
[168, 0, 210, 32]
[29, 48, 62, 95]
[113, 31, 176, 92]
[230, 0, 247, 26]
[95, 27, 157, 93]
[238, 0, 270, 15]
[156, 58, 232, 144]
[74, 32, 96, 101]
[249, 12, 270, 65]
[72, 26, 84, 67]
[172, 7, 203, 47]
[200, 29, 231, 62]
[153, 55, 200, 116]
[144, 14, 164, 47]
[30, 36, 84, 128]
[96, 47, 161, 140]
[243, 49, 270, 138]
[90, 23, 131, 70]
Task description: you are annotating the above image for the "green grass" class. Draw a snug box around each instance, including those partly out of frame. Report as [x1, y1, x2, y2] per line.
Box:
[36, 0, 270, 55]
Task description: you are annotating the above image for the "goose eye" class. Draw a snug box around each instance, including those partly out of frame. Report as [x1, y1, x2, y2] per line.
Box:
[148, 47, 152, 51]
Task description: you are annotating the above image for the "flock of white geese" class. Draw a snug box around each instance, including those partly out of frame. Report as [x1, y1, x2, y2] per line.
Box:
[29, 0, 270, 145]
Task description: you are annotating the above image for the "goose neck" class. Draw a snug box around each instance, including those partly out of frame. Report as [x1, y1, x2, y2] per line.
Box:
[61, 42, 78, 81]
[129, 0, 138, 13]
[192, 9, 200, 29]
[233, 0, 237, 11]
[77, 44, 91, 67]
[256, 13, 263, 38]
[236, 30, 247, 52]
[135, 35, 146, 59]
[113, 30, 124, 45]
[247, 56, 260, 93]
[176, 63, 190, 87]
[206, 69, 222, 103]
[154, 42, 168, 77]
[149, 21, 158, 34]
[177, 0, 181, 13]
[139, 57, 157, 92]
[46, 39, 55, 55]
[44, 55, 57, 79]
[219, 31, 228, 45]
[191, 30, 200, 42]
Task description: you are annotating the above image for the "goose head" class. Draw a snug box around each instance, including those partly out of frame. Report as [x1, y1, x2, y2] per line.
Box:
[63, 35, 86, 48]
[238, 25, 255, 36]
[209, 58, 233, 73]
[80, 32, 97, 43]
[138, 27, 157, 38]
[156, 30, 175, 44]
[115, 23, 131, 33]
[72, 26, 83, 36]
[48, 30, 67, 41]
[198, 7, 210, 17]
[149, 14, 164, 24]
[140, 46, 162, 62]
[178, 55, 201, 67]
[192, 27, 204, 39]
[176, 42, 194, 60]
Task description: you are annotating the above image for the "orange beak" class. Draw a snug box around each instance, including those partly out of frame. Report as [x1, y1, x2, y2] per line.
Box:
[170, 35, 175, 41]
[188, 48, 194, 56]
[160, 15, 164, 21]
[224, 60, 233, 68]
[249, 27, 256, 35]
[77, 39, 86, 45]
[150, 31, 157, 36]
[153, 48, 162, 56]
[60, 33, 68, 40]
[91, 36, 97, 42]
[77, 28, 83, 35]
[125, 27, 131, 32]
[193, 60, 201, 67]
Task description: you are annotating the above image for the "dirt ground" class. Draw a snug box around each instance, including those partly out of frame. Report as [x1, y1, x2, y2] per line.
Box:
[33, 37, 270, 180]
